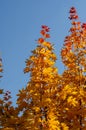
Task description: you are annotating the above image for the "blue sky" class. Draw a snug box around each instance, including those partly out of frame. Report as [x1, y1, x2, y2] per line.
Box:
[0, 0, 86, 106]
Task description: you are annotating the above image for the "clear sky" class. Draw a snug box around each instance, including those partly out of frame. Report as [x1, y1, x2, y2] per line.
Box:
[0, 0, 86, 106]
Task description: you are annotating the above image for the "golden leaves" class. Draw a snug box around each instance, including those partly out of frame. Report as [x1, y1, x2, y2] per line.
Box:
[24, 67, 30, 73]
[43, 68, 52, 75]
[2, 8, 86, 130]
[60, 84, 79, 107]
[19, 25, 59, 130]
[67, 96, 78, 107]
[42, 41, 53, 50]
[33, 106, 40, 113]
[48, 110, 60, 130]
[61, 123, 69, 130]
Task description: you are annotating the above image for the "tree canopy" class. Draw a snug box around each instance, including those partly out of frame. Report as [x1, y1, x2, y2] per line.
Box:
[0, 7, 86, 130]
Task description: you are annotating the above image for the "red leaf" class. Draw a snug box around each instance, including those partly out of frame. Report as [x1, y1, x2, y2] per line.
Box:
[41, 25, 50, 32]
[40, 30, 45, 36]
[69, 7, 76, 14]
[45, 34, 50, 38]
[82, 23, 86, 29]
[45, 28, 50, 32]
[42, 25, 47, 29]
[38, 38, 44, 43]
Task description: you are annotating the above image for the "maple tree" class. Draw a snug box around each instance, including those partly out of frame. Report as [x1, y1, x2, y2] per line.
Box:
[60, 7, 86, 130]
[0, 6, 86, 130]
[17, 25, 61, 130]
[0, 57, 20, 130]
[0, 56, 4, 129]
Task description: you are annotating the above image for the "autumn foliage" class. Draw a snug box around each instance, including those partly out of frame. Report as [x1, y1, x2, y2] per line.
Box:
[1, 7, 86, 130]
